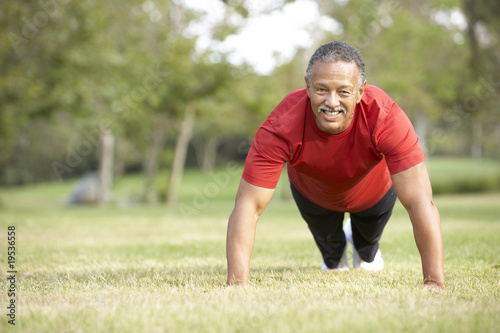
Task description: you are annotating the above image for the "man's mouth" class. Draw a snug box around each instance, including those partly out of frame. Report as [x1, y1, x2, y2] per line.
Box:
[318, 105, 346, 117]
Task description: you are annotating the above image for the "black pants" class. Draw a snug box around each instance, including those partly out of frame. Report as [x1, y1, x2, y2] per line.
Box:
[290, 183, 397, 269]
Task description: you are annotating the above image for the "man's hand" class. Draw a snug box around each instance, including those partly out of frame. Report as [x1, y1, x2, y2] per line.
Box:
[391, 162, 445, 288]
[226, 179, 275, 285]
[417, 280, 445, 291]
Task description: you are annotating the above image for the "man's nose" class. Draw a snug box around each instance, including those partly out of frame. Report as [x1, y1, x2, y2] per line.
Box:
[325, 92, 340, 107]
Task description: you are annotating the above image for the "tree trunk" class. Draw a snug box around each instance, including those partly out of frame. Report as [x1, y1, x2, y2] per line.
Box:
[464, 0, 481, 73]
[194, 136, 218, 172]
[98, 127, 115, 205]
[114, 137, 128, 178]
[143, 114, 169, 202]
[202, 137, 218, 172]
[166, 104, 195, 205]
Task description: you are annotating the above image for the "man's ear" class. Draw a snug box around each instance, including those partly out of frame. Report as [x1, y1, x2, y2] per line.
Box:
[305, 76, 313, 99]
[356, 81, 367, 104]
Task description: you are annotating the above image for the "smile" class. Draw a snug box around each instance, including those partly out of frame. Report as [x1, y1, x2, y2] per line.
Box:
[318, 105, 346, 118]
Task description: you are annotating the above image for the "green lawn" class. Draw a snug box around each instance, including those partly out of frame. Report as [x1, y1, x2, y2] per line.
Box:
[1, 162, 499, 332]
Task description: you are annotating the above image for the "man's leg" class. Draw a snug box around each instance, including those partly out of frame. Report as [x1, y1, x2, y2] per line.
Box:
[349, 186, 397, 262]
[290, 183, 345, 269]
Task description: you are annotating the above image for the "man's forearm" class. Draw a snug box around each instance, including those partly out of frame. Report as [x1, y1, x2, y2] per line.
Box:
[226, 208, 258, 285]
[409, 200, 445, 287]
[226, 179, 275, 285]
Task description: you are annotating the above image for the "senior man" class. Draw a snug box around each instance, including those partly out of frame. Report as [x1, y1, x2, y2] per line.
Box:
[226, 41, 444, 289]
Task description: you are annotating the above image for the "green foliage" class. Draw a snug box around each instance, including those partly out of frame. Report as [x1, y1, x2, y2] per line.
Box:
[1, 0, 499, 186]
[0, 117, 97, 185]
[0, 0, 250, 185]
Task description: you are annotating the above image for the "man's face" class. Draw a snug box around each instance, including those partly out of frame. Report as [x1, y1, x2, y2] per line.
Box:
[305, 61, 366, 134]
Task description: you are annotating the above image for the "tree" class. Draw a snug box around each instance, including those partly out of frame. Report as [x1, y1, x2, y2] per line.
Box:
[461, 0, 500, 158]
[0, 1, 68, 183]
[48, 1, 151, 204]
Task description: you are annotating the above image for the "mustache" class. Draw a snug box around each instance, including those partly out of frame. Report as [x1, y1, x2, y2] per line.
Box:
[318, 105, 347, 114]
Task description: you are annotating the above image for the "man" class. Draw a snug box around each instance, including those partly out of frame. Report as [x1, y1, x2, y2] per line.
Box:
[226, 41, 444, 289]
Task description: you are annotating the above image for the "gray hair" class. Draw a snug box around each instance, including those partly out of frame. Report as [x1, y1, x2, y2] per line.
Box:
[305, 41, 366, 89]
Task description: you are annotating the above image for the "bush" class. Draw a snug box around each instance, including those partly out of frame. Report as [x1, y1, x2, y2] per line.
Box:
[431, 174, 500, 194]
[428, 158, 500, 195]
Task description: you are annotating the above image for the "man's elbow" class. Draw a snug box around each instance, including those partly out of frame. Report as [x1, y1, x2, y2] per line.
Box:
[403, 196, 439, 220]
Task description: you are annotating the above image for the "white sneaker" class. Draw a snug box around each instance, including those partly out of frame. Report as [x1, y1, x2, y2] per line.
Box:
[353, 249, 384, 271]
[344, 218, 384, 271]
[321, 247, 349, 271]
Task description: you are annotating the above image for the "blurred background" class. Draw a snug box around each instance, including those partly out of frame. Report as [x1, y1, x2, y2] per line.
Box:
[1, 0, 499, 205]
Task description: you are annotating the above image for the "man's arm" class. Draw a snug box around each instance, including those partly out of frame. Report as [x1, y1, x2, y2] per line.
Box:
[226, 178, 275, 285]
[391, 162, 445, 289]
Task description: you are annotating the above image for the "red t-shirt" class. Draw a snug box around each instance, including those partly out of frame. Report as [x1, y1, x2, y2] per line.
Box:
[242, 85, 425, 212]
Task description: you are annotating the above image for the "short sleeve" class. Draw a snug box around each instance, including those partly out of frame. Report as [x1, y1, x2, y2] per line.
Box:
[242, 117, 290, 189]
[374, 103, 425, 174]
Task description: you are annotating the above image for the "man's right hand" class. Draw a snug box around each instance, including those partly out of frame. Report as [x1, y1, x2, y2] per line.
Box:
[226, 179, 275, 285]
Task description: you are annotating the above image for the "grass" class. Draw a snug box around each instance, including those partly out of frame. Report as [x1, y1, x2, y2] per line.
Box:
[0, 160, 500, 332]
